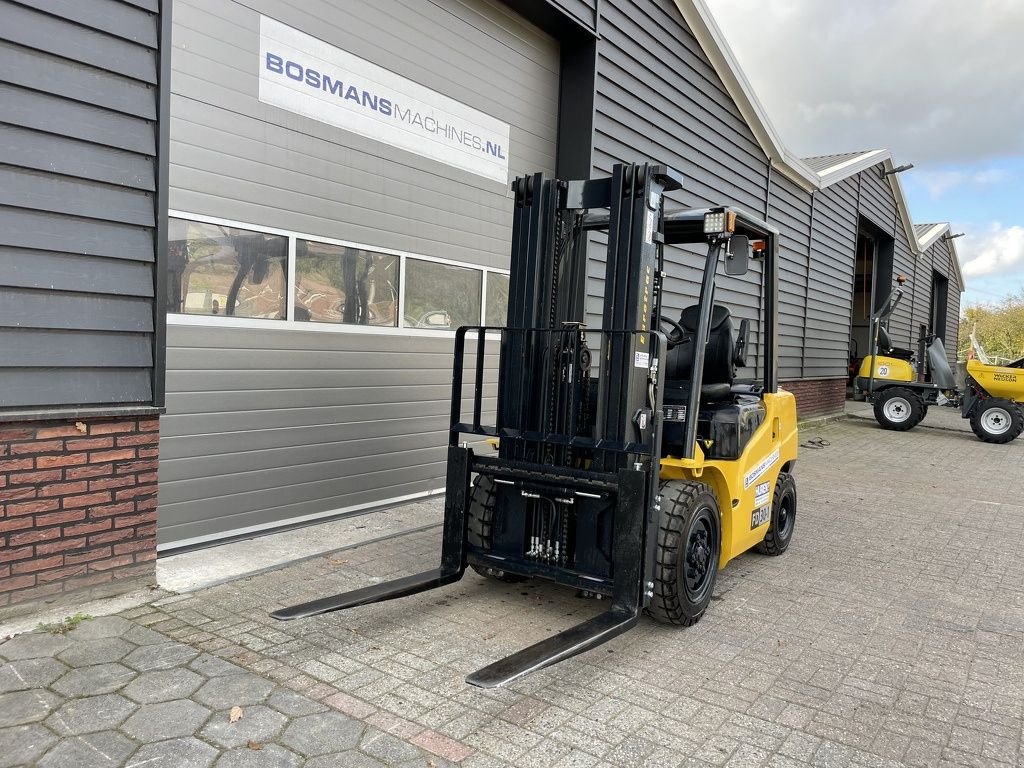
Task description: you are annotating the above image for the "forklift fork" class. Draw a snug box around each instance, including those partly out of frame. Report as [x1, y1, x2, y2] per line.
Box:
[467, 467, 648, 688]
[270, 446, 471, 621]
[272, 450, 652, 688]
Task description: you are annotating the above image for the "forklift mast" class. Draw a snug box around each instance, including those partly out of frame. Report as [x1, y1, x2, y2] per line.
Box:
[272, 163, 785, 688]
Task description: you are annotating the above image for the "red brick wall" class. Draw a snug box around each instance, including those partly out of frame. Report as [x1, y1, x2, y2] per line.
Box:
[0, 416, 158, 610]
[780, 378, 847, 419]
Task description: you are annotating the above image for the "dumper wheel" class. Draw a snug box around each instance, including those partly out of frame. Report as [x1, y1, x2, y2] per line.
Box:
[646, 481, 721, 627]
[969, 398, 1024, 444]
[467, 475, 526, 583]
[873, 387, 925, 431]
[756, 472, 796, 556]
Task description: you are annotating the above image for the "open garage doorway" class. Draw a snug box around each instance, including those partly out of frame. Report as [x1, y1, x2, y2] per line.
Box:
[848, 218, 894, 394]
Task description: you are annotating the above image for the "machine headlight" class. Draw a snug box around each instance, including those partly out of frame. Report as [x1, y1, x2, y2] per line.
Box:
[703, 209, 736, 234]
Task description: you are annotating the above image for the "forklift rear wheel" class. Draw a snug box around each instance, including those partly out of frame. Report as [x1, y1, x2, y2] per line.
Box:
[969, 399, 1024, 444]
[873, 387, 925, 431]
[756, 472, 796, 556]
[647, 481, 721, 627]
[467, 475, 527, 583]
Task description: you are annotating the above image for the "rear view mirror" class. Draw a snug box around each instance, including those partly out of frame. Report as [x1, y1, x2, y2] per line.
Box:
[726, 235, 750, 276]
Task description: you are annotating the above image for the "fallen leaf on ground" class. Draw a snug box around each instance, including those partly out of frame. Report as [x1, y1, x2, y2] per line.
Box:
[325, 557, 349, 566]
[247, 741, 263, 751]
[229, 706, 243, 723]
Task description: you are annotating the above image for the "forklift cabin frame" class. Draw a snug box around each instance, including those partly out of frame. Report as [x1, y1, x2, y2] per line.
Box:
[272, 163, 782, 688]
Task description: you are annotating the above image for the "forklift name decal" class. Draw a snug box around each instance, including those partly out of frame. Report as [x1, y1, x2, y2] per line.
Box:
[258, 16, 511, 184]
[743, 448, 779, 489]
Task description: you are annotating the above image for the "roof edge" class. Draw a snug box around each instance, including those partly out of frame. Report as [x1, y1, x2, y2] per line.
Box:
[816, 150, 891, 187]
[674, 0, 819, 192]
[915, 222, 965, 292]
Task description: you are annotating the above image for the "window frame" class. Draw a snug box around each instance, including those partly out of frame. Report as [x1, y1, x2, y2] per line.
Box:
[166, 210, 510, 339]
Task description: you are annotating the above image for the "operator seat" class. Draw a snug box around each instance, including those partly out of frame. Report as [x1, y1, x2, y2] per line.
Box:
[665, 304, 748, 400]
[877, 326, 915, 361]
[661, 304, 764, 461]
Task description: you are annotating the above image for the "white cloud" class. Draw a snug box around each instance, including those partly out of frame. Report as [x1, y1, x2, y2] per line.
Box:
[914, 168, 1012, 200]
[960, 223, 1024, 278]
[705, 0, 1024, 163]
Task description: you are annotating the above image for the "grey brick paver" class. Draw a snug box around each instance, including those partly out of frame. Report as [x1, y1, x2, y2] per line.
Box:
[46, 693, 137, 735]
[37, 730, 136, 767]
[0, 723, 58, 767]
[126, 736, 219, 768]
[123, 667, 205, 703]
[121, 698, 212, 741]
[0, 688, 62, 726]
[201, 704, 288, 749]
[0, 656, 68, 692]
[280, 710, 365, 755]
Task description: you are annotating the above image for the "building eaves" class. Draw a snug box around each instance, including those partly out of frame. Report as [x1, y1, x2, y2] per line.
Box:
[807, 149, 890, 187]
[672, 0, 819, 192]
[908, 222, 965, 292]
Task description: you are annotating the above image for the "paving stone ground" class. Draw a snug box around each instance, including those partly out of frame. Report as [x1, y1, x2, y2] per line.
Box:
[2, 409, 1022, 767]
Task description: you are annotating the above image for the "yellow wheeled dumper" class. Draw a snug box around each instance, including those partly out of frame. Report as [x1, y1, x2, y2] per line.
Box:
[856, 277, 1024, 443]
[271, 164, 799, 687]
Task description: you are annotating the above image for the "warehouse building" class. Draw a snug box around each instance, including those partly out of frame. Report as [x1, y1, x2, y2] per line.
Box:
[0, 0, 962, 604]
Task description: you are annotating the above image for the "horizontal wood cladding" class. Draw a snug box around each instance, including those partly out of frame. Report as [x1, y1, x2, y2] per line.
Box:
[0, 0, 162, 411]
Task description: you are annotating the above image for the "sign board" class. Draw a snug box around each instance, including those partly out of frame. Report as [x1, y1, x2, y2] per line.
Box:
[258, 16, 511, 184]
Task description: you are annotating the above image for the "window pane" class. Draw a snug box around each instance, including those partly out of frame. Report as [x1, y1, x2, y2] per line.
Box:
[405, 259, 482, 329]
[485, 273, 510, 327]
[294, 240, 399, 326]
[167, 218, 287, 319]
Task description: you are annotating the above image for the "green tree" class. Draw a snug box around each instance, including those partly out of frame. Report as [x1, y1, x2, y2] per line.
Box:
[960, 288, 1024, 363]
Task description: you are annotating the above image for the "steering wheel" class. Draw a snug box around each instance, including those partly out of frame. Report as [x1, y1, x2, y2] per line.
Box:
[659, 315, 687, 349]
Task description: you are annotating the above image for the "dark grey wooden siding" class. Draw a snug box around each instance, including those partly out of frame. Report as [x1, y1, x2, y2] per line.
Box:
[0, 0, 163, 411]
[926, 237, 961, 362]
[767, 174, 812, 380]
[161, 0, 559, 546]
[587, 0, 770, 377]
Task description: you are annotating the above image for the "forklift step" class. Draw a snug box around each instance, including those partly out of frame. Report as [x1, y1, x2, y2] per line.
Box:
[270, 568, 459, 621]
[465, 606, 639, 688]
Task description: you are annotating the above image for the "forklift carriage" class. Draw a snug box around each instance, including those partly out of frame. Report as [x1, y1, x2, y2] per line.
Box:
[272, 163, 800, 688]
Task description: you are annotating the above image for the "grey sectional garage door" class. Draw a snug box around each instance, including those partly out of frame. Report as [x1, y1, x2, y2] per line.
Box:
[159, 0, 560, 548]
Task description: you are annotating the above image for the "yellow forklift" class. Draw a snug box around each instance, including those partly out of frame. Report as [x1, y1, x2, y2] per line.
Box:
[272, 163, 799, 687]
[856, 277, 1024, 442]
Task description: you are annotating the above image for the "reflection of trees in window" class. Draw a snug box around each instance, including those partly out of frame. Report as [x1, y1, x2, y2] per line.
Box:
[486, 273, 510, 327]
[405, 259, 482, 329]
[294, 240, 398, 326]
[166, 219, 287, 319]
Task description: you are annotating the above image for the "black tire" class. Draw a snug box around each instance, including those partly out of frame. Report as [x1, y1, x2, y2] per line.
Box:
[467, 475, 526, 582]
[969, 398, 1024, 444]
[873, 387, 925, 431]
[646, 481, 721, 627]
[756, 472, 796, 556]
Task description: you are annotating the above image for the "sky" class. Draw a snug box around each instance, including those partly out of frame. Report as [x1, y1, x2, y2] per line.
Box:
[705, 0, 1024, 309]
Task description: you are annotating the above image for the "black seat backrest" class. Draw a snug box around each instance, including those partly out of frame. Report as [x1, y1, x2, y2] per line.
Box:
[669, 304, 735, 386]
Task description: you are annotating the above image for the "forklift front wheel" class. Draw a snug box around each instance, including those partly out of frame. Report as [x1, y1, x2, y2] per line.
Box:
[467, 475, 527, 583]
[873, 387, 925, 431]
[647, 481, 721, 627]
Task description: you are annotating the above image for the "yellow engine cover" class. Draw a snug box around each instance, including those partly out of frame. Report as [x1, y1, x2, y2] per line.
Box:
[966, 359, 1024, 402]
[659, 389, 799, 568]
[857, 355, 914, 383]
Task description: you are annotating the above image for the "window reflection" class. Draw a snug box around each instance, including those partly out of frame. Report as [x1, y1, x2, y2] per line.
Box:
[294, 240, 398, 326]
[404, 259, 482, 329]
[485, 273, 510, 327]
[167, 219, 287, 319]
